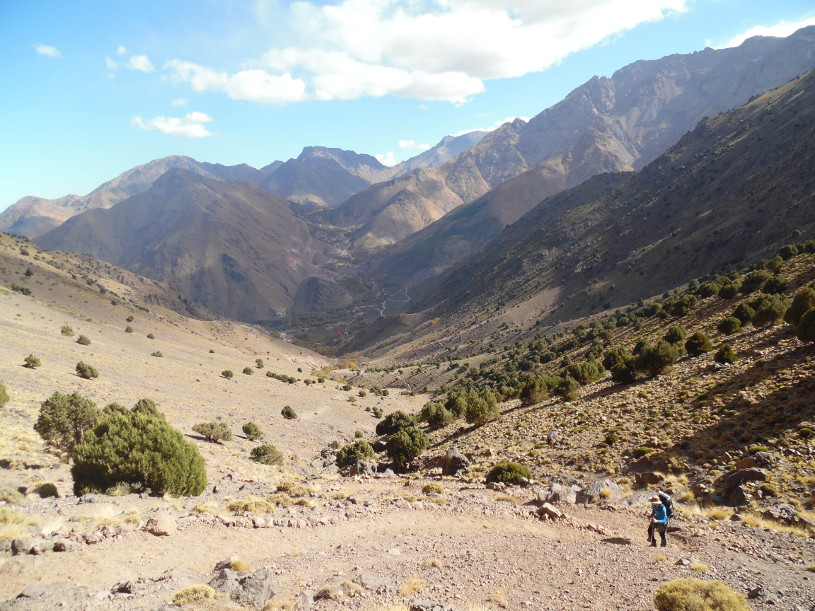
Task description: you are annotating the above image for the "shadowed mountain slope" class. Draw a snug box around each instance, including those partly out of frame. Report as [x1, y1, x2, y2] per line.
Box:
[364, 26, 815, 276]
[412, 69, 815, 334]
[37, 169, 340, 322]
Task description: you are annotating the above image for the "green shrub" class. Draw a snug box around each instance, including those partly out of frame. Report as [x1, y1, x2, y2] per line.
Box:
[336, 440, 375, 468]
[663, 325, 687, 345]
[132, 398, 164, 420]
[281, 405, 297, 420]
[714, 344, 738, 364]
[565, 360, 605, 385]
[422, 482, 444, 495]
[685, 332, 713, 357]
[126, 315, 134, 323]
[611, 360, 637, 384]
[0, 382, 8, 408]
[23, 354, 41, 368]
[669, 294, 697, 316]
[221, 370, 233, 379]
[376, 410, 414, 436]
[654, 578, 749, 611]
[342, 384, 352, 391]
[716, 280, 741, 299]
[76, 335, 91, 346]
[242, 422, 263, 441]
[750, 293, 790, 327]
[250, 444, 283, 465]
[465, 388, 501, 424]
[602, 346, 633, 371]
[717, 316, 742, 335]
[634, 447, 655, 457]
[635, 340, 679, 377]
[72, 403, 206, 496]
[34, 391, 101, 459]
[423, 403, 455, 429]
[76, 361, 99, 379]
[358, 389, 367, 398]
[146, 333, 155, 339]
[372, 407, 383, 418]
[518, 375, 550, 406]
[255, 358, 264, 369]
[387, 427, 429, 470]
[785, 287, 815, 326]
[355, 430, 364, 438]
[740, 270, 771, 294]
[554, 375, 580, 400]
[762, 275, 788, 294]
[32, 482, 58, 498]
[192, 421, 232, 443]
[209, 349, 215, 353]
[125, 326, 133, 333]
[778, 244, 799, 260]
[242, 367, 253, 375]
[485, 461, 532, 484]
[796, 308, 815, 342]
[151, 351, 163, 358]
[732, 302, 755, 325]
[173, 584, 214, 606]
[61, 325, 74, 336]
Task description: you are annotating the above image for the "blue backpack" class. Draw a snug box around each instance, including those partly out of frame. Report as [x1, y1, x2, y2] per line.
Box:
[658, 490, 674, 519]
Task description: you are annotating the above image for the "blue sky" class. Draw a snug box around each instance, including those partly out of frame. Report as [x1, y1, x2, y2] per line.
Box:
[2, 1, 814, 211]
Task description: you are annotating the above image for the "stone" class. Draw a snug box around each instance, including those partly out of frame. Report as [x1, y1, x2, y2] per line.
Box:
[627, 455, 669, 473]
[720, 468, 768, 494]
[310, 458, 324, 469]
[210, 567, 276, 608]
[10, 539, 28, 555]
[17, 584, 47, 598]
[576, 480, 622, 504]
[538, 483, 579, 505]
[214, 556, 240, 571]
[546, 431, 560, 446]
[146, 513, 177, 536]
[350, 459, 377, 477]
[52, 538, 72, 552]
[111, 581, 135, 594]
[727, 485, 751, 506]
[297, 589, 314, 610]
[410, 598, 457, 611]
[536, 503, 564, 520]
[634, 471, 664, 486]
[252, 516, 267, 528]
[441, 447, 471, 476]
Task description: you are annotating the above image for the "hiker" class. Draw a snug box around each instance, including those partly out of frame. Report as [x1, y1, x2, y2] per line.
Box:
[648, 495, 669, 547]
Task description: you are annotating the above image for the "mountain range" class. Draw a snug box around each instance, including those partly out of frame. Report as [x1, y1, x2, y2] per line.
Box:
[10, 27, 815, 351]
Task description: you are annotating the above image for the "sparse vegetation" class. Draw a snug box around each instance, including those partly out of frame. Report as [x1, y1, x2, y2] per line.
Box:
[242, 421, 263, 440]
[192, 421, 232, 443]
[386, 426, 429, 470]
[72, 401, 207, 497]
[221, 370, 234, 379]
[714, 343, 738, 364]
[250, 444, 283, 465]
[34, 391, 101, 459]
[485, 461, 532, 484]
[75, 361, 99, 379]
[151, 351, 163, 358]
[172, 584, 214, 606]
[375, 410, 414, 436]
[243, 367, 253, 375]
[23, 354, 40, 369]
[0, 382, 8, 408]
[76, 334, 91, 346]
[125, 325, 133, 333]
[654, 578, 748, 611]
[336, 440, 375, 468]
[281, 405, 297, 419]
[61, 325, 74, 336]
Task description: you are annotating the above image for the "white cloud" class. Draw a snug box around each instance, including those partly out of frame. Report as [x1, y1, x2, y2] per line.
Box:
[171, 98, 189, 107]
[117, 45, 127, 55]
[105, 57, 118, 70]
[398, 140, 431, 151]
[418, 103, 430, 111]
[165, 60, 308, 104]
[375, 151, 398, 166]
[721, 16, 815, 48]
[35, 44, 61, 58]
[166, 0, 687, 104]
[131, 111, 213, 138]
[128, 55, 155, 73]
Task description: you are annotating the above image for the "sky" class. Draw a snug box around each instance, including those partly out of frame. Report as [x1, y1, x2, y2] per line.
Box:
[2, 1, 815, 211]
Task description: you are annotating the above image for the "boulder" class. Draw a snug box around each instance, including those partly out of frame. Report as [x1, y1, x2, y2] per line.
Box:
[727, 485, 751, 506]
[627, 455, 669, 473]
[576, 480, 622, 504]
[209, 567, 276, 608]
[350, 459, 377, 477]
[634, 471, 664, 486]
[146, 513, 177, 536]
[720, 468, 768, 494]
[536, 503, 564, 520]
[537, 483, 578, 505]
[441, 447, 470, 476]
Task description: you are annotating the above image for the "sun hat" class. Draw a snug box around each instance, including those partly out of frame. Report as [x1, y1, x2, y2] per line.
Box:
[649, 496, 661, 504]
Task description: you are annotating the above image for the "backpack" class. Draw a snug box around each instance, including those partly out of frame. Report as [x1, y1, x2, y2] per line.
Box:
[658, 490, 674, 519]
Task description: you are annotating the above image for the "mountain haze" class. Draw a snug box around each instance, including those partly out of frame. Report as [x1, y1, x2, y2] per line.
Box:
[37, 169, 341, 322]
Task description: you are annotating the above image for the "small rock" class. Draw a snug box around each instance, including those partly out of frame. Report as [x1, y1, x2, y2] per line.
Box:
[441, 448, 470, 476]
[634, 471, 664, 486]
[576, 480, 621, 504]
[17, 584, 47, 598]
[536, 503, 564, 520]
[410, 598, 456, 611]
[11, 539, 28, 555]
[111, 581, 135, 594]
[146, 513, 177, 536]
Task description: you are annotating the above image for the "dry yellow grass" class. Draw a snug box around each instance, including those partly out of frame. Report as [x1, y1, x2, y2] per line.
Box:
[486, 589, 507, 604]
[398, 574, 425, 597]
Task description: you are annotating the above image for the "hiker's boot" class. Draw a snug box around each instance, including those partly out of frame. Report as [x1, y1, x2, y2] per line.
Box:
[660, 540, 667, 547]
[650, 541, 657, 547]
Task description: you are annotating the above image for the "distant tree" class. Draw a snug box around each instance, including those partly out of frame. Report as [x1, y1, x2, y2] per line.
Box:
[242, 367, 253, 375]
[242, 421, 263, 441]
[336, 440, 375, 468]
[386, 427, 429, 470]
[250, 444, 283, 465]
[778, 244, 799, 260]
[192, 421, 232, 443]
[281, 405, 297, 420]
[636, 340, 679, 377]
[796, 308, 815, 343]
[221, 370, 233, 379]
[732, 302, 756, 325]
[255, 358, 264, 369]
[714, 343, 738, 364]
[784, 287, 815, 326]
[717, 316, 742, 335]
[76, 361, 99, 380]
[750, 294, 790, 327]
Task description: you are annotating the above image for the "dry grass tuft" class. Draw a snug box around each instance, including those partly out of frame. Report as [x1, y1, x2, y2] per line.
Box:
[494, 493, 521, 505]
[227, 496, 274, 515]
[653, 552, 668, 563]
[276, 480, 311, 497]
[398, 574, 425, 597]
[486, 589, 507, 604]
[421, 557, 443, 568]
[172, 584, 214, 606]
[689, 562, 708, 572]
[340, 581, 365, 597]
[230, 560, 253, 572]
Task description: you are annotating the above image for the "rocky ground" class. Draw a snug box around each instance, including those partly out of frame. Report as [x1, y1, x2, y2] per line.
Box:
[1, 236, 815, 610]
